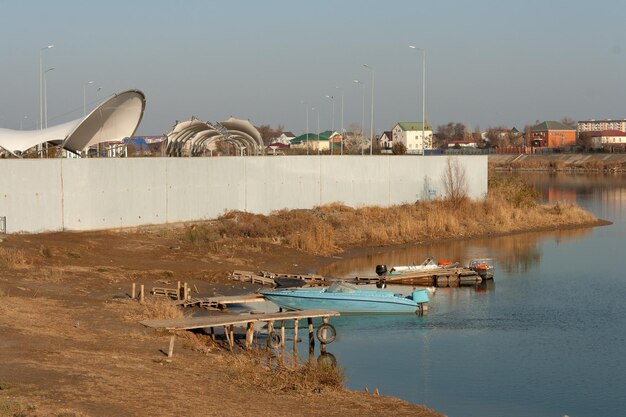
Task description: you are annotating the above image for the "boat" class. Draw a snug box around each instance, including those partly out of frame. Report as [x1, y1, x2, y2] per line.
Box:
[376, 257, 459, 276]
[468, 258, 495, 280]
[261, 281, 429, 314]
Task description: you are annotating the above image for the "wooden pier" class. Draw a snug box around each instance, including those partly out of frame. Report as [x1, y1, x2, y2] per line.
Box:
[231, 270, 326, 287]
[351, 267, 483, 287]
[141, 309, 340, 352]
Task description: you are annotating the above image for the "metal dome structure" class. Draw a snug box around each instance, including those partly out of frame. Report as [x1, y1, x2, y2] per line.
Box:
[165, 117, 263, 157]
[0, 89, 146, 157]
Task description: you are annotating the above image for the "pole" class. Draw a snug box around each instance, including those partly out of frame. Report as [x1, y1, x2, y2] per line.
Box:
[422, 49, 426, 152]
[337, 86, 344, 155]
[83, 81, 93, 117]
[364, 64, 374, 155]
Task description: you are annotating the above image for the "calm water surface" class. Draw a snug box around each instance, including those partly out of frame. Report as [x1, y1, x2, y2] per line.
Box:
[316, 173, 626, 417]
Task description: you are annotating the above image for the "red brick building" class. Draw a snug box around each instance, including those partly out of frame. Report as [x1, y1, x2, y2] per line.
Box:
[528, 121, 576, 148]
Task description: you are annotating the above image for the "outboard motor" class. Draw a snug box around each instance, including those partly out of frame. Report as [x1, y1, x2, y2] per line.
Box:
[375, 264, 388, 276]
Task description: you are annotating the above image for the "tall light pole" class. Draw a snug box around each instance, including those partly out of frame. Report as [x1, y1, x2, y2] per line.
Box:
[363, 64, 374, 155]
[20, 116, 28, 130]
[325, 95, 335, 154]
[83, 80, 94, 116]
[336, 86, 344, 155]
[43, 67, 54, 129]
[409, 45, 426, 153]
[354, 79, 365, 155]
[301, 100, 309, 155]
[39, 44, 54, 130]
[311, 107, 320, 155]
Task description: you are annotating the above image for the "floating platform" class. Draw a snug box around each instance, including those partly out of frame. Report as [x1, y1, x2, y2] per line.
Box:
[231, 270, 326, 287]
[351, 267, 483, 287]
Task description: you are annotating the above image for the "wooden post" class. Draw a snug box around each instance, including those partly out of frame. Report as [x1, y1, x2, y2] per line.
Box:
[167, 335, 175, 358]
[183, 282, 188, 300]
[210, 326, 215, 341]
[293, 318, 299, 351]
[177, 281, 181, 300]
[245, 322, 254, 350]
[224, 326, 232, 352]
[131, 282, 136, 299]
[320, 316, 328, 353]
[280, 320, 285, 348]
[139, 285, 145, 303]
[307, 317, 314, 349]
[229, 325, 234, 350]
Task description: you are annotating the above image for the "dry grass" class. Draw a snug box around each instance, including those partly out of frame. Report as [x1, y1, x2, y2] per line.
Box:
[227, 351, 345, 395]
[140, 297, 183, 320]
[171, 176, 598, 256]
[0, 247, 31, 269]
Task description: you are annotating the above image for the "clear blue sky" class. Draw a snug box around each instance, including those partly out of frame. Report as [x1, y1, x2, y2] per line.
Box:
[1, 0, 625, 136]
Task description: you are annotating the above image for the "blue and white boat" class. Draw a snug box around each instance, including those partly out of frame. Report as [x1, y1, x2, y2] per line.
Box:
[261, 281, 429, 314]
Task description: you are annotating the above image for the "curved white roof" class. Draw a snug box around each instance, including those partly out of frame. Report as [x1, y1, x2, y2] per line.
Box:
[0, 89, 146, 156]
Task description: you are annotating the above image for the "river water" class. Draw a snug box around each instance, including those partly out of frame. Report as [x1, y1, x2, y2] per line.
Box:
[316, 173, 626, 417]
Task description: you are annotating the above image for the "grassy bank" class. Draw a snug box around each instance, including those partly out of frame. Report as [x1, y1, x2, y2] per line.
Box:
[489, 154, 626, 172]
[180, 175, 599, 256]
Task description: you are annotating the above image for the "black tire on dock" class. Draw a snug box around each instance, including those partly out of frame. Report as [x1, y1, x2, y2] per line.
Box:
[267, 330, 281, 348]
[316, 323, 337, 344]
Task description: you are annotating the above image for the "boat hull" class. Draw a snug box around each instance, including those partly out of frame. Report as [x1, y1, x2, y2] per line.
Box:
[262, 289, 423, 314]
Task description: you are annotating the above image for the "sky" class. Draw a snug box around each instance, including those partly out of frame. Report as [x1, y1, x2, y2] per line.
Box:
[1, 0, 626, 136]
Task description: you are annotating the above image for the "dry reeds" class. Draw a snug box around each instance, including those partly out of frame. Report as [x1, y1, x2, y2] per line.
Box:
[174, 175, 598, 256]
[227, 351, 344, 394]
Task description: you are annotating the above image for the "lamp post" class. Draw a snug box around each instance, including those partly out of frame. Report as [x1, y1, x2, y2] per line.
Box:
[39, 44, 54, 130]
[301, 100, 309, 155]
[325, 95, 335, 154]
[409, 45, 426, 153]
[353, 79, 365, 155]
[336, 86, 344, 155]
[83, 80, 94, 116]
[311, 107, 320, 155]
[363, 64, 374, 155]
[20, 116, 28, 130]
[43, 67, 54, 129]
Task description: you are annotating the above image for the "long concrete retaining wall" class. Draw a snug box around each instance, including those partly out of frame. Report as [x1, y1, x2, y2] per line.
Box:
[0, 155, 487, 234]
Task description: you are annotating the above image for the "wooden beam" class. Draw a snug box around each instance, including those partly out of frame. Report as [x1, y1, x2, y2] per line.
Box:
[293, 318, 299, 351]
[308, 317, 314, 349]
[167, 335, 175, 358]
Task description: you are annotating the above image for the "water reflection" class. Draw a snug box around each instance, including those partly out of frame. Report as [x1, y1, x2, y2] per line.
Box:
[318, 226, 593, 278]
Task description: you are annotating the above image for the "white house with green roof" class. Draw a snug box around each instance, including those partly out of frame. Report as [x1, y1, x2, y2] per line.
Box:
[392, 122, 433, 154]
[290, 131, 341, 152]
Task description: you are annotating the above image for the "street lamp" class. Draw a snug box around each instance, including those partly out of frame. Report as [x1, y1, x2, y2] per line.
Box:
[353, 79, 365, 155]
[311, 107, 320, 155]
[363, 64, 374, 155]
[43, 67, 55, 129]
[20, 116, 28, 130]
[336, 86, 344, 155]
[83, 80, 94, 116]
[39, 44, 54, 130]
[301, 100, 309, 155]
[409, 45, 426, 153]
[325, 95, 335, 154]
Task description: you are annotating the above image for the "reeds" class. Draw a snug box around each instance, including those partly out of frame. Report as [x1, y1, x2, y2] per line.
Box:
[141, 297, 183, 320]
[0, 247, 31, 269]
[176, 175, 598, 256]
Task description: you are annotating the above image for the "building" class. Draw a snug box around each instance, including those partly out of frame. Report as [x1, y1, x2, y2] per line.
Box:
[391, 122, 432, 154]
[578, 119, 626, 134]
[290, 131, 341, 152]
[528, 121, 576, 148]
[379, 131, 393, 152]
[585, 130, 626, 149]
[269, 132, 296, 146]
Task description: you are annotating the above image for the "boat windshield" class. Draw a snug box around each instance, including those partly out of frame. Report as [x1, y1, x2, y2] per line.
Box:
[326, 281, 358, 294]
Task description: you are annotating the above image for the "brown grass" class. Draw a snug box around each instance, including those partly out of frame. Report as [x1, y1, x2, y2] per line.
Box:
[0, 247, 31, 269]
[171, 176, 598, 256]
[227, 351, 345, 394]
[141, 297, 184, 320]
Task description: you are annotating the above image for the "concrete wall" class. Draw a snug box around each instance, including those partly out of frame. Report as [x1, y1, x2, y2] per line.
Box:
[0, 155, 487, 234]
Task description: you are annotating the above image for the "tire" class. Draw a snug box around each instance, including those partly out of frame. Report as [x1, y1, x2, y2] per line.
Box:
[316, 323, 337, 344]
[317, 352, 337, 368]
[266, 330, 281, 348]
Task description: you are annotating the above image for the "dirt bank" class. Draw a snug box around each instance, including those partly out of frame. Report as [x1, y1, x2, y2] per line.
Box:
[0, 229, 443, 417]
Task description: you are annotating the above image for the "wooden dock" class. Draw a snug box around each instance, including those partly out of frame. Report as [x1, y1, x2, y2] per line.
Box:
[141, 309, 340, 351]
[231, 270, 326, 287]
[352, 267, 482, 287]
[173, 294, 265, 310]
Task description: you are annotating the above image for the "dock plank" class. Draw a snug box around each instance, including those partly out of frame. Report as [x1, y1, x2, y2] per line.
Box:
[140, 309, 340, 330]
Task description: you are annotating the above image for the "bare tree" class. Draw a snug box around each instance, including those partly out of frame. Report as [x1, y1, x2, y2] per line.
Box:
[392, 141, 406, 155]
[441, 157, 468, 207]
[560, 117, 577, 129]
[343, 123, 367, 153]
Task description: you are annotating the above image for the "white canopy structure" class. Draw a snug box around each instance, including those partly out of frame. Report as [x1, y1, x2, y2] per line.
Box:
[166, 117, 263, 157]
[0, 89, 146, 157]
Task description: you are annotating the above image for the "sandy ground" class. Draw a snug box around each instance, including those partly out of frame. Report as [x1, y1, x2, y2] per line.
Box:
[0, 228, 444, 417]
